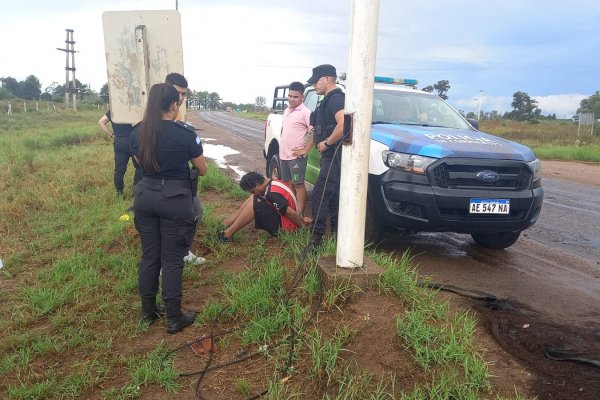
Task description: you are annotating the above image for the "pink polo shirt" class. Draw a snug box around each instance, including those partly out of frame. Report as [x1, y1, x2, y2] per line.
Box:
[279, 103, 312, 160]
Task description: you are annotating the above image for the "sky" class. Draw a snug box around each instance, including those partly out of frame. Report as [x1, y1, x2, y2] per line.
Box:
[1, 0, 599, 118]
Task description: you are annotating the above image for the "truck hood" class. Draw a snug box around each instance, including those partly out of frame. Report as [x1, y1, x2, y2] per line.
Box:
[371, 124, 536, 161]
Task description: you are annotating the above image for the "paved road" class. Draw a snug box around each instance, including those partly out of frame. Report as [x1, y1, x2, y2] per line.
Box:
[194, 110, 600, 322]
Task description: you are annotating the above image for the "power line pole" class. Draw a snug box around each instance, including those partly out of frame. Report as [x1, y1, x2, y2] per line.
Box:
[57, 29, 77, 111]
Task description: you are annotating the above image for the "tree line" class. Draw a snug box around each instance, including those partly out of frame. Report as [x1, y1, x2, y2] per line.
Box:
[2, 75, 598, 120]
[1, 75, 101, 108]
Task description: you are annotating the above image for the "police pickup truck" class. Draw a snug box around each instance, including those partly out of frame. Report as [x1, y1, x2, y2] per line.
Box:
[263, 77, 543, 249]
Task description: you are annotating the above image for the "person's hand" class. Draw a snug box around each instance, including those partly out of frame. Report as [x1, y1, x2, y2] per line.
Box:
[317, 141, 329, 154]
[302, 216, 312, 226]
[292, 146, 308, 157]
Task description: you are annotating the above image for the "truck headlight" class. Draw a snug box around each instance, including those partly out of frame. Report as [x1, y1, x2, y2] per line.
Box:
[527, 159, 541, 181]
[382, 151, 436, 174]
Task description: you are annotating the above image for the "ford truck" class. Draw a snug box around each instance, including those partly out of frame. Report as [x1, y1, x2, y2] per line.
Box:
[263, 77, 544, 249]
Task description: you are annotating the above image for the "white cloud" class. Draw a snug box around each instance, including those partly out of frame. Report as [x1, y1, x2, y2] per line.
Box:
[534, 94, 586, 119]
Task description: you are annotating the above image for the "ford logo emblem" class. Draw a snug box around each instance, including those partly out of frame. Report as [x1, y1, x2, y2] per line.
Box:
[476, 170, 499, 182]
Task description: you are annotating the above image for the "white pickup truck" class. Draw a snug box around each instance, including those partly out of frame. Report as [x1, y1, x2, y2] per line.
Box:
[263, 77, 544, 248]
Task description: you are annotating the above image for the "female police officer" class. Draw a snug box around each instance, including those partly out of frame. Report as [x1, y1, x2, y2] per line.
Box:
[132, 83, 207, 334]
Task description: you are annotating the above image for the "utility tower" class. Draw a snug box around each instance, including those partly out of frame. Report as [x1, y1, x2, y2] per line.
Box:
[57, 29, 77, 111]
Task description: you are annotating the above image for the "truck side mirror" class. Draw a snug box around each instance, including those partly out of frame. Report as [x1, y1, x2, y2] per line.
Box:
[466, 118, 479, 130]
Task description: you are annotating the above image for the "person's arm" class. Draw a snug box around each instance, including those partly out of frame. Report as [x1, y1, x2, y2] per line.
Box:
[317, 109, 344, 153]
[292, 128, 314, 157]
[99, 115, 113, 139]
[284, 207, 311, 228]
[191, 155, 208, 176]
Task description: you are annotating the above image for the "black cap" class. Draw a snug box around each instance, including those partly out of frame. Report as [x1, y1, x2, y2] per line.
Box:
[307, 64, 337, 84]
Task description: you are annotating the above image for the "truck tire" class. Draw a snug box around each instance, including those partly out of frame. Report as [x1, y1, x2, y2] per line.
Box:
[471, 231, 521, 249]
[267, 153, 281, 179]
[364, 194, 384, 245]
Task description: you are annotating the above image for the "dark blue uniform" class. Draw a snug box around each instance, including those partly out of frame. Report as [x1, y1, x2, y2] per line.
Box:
[131, 120, 203, 327]
[310, 89, 345, 237]
[105, 111, 140, 193]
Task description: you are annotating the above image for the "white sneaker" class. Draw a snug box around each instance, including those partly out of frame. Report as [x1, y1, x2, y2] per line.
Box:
[184, 251, 206, 265]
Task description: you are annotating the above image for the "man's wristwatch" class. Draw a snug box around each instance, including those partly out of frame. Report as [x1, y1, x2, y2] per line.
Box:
[323, 139, 330, 147]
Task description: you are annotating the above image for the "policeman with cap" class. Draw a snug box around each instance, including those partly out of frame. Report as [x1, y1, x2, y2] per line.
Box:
[304, 64, 345, 253]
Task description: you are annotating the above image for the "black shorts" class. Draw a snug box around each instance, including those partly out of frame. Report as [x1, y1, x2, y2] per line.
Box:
[253, 196, 280, 236]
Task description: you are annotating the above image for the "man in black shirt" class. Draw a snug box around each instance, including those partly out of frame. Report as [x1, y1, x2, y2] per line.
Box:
[304, 64, 345, 254]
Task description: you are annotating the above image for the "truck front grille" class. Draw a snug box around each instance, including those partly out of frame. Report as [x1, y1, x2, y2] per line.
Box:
[431, 160, 531, 190]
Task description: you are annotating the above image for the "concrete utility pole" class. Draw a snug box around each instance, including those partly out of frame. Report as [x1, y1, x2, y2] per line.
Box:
[336, 0, 380, 268]
[57, 29, 77, 111]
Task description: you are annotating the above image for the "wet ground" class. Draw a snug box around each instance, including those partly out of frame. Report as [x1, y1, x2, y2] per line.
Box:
[189, 111, 600, 399]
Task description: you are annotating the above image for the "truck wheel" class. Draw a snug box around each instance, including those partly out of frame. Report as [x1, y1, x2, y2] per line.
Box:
[471, 231, 521, 249]
[365, 194, 383, 245]
[267, 153, 281, 179]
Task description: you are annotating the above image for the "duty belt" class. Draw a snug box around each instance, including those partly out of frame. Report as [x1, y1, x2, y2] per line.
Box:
[142, 177, 192, 189]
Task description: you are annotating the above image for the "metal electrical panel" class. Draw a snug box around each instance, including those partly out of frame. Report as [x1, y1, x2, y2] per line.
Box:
[102, 10, 184, 124]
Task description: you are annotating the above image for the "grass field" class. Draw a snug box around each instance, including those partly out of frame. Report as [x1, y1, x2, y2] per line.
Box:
[480, 119, 600, 162]
[0, 111, 533, 399]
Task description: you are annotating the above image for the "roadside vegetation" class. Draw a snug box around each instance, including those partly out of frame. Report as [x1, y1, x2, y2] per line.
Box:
[480, 119, 600, 162]
[0, 110, 537, 399]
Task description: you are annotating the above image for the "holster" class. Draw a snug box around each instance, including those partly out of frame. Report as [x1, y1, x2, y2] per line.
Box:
[190, 168, 199, 197]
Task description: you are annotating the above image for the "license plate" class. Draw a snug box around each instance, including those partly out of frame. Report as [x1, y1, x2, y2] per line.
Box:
[469, 199, 510, 214]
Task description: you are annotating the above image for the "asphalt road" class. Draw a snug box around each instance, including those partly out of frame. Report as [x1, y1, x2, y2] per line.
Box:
[193, 110, 600, 325]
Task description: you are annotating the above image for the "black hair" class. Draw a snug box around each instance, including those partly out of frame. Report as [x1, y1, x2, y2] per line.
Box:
[165, 72, 188, 88]
[240, 171, 265, 192]
[138, 83, 179, 173]
[289, 81, 305, 93]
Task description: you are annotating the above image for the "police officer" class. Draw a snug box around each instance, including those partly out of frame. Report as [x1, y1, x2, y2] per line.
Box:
[99, 106, 141, 196]
[304, 64, 345, 253]
[131, 83, 208, 334]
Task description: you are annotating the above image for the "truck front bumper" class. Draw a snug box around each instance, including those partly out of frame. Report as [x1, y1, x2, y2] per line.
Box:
[369, 168, 544, 234]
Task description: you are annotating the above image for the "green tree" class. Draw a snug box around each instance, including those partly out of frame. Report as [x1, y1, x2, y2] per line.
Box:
[197, 91, 209, 110]
[19, 75, 42, 99]
[0, 76, 19, 95]
[433, 80, 450, 100]
[100, 83, 109, 103]
[208, 92, 221, 110]
[0, 87, 14, 100]
[255, 95, 267, 110]
[578, 91, 600, 116]
[509, 91, 540, 121]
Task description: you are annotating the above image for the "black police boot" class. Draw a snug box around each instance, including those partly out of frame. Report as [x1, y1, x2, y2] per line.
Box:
[302, 234, 323, 258]
[141, 297, 163, 325]
[166, 301, 197, 334]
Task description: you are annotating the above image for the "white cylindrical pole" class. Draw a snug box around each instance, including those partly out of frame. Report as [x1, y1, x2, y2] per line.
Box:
[476, 90, 483, 121]
[336, 0, 380, 268]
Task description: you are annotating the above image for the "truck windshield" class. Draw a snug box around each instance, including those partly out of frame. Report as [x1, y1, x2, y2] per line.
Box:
[372, 90, 472, 130]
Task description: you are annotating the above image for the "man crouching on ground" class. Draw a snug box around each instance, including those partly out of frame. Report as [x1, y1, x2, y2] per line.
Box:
[217, 171, 312, 242]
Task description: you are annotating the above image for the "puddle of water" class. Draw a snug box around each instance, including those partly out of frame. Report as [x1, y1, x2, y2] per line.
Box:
[202, 140, 240, 169]
[201, 138, 245, 180]
[229, 166, 245, 180]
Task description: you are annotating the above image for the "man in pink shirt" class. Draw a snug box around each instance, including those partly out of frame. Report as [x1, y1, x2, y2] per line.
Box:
[279, 81, 313, 215]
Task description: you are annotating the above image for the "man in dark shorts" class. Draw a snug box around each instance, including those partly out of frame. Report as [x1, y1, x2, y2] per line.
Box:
[279, 81, 312, 216]
[218, 172, 311, 242]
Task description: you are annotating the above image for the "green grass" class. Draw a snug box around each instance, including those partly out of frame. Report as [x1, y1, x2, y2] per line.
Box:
[480, 119, 600, 161]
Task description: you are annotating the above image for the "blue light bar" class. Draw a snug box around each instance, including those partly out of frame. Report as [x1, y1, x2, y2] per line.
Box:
[374, 76, 418, 86]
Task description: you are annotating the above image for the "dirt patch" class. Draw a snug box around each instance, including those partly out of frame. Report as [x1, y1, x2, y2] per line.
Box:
[541, 160, 600, 187]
